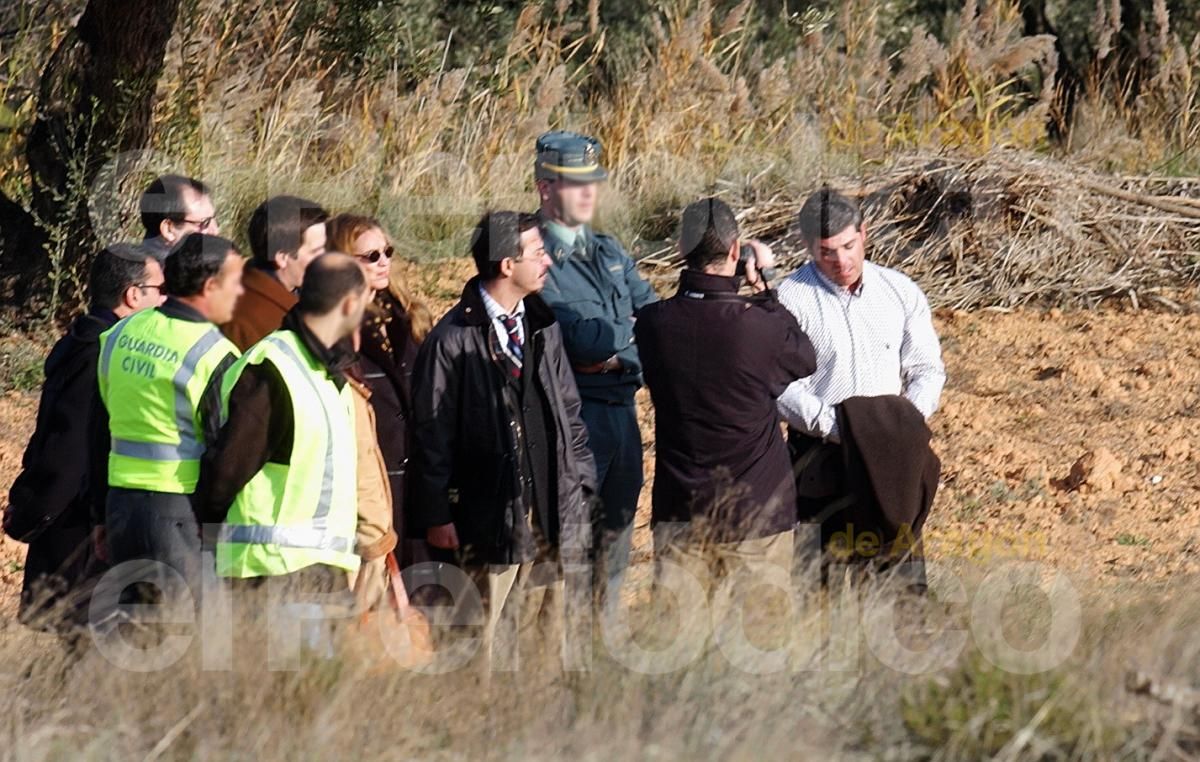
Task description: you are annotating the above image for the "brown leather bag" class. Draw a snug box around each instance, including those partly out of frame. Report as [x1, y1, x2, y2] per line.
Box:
[352, 552, 435, 670]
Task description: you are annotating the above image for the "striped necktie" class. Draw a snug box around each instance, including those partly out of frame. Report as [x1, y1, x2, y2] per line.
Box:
[500, 313, 523, 376]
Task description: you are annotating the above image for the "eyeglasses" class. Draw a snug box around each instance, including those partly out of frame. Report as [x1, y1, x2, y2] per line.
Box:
[356, 246, 394, 264]
[138, 282, 165, 292]
[176, 216, 216, 232]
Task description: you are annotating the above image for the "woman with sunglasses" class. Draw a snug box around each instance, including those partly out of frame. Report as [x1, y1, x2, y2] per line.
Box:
[327, 214, 434, 573]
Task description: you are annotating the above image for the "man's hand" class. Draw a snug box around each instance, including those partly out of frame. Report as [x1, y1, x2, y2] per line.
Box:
[573, 356, 622, 375]
[743, 240, 776, 293]
[426, 523, 460, 550]
[93, 525, 109, 564]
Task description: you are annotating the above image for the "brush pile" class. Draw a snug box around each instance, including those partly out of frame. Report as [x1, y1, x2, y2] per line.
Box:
[640, 150, 1200, 310]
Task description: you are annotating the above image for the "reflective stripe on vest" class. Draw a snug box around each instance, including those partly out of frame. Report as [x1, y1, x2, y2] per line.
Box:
[218, 524, 354, 555]
[264, 335, 336, 523]
[215, 332, 355, 574]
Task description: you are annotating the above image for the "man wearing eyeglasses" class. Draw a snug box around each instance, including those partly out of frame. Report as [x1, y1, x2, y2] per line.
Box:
[3, 244, 164, 636]
[137, 175, 220, 262]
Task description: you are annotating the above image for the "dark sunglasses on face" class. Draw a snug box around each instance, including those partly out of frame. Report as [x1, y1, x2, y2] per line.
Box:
[356, 246, 394, 264]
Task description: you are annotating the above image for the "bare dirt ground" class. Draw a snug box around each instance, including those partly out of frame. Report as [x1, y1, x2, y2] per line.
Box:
[3, 298, 1199, 618]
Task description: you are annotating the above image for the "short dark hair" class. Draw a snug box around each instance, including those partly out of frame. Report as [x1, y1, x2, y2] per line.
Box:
[165, 233, 238, 298]
[139, 175, 211, 238]
[469, 211, 541, 280]
[797, 187, 863, 243]
[247, 195, 328, 269]
[297, 253, 366, 315]
[88, 244, 152, 311]
[679, 197, 739, 271]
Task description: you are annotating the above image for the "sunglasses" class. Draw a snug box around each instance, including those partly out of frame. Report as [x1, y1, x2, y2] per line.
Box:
[356, 246, 394, 264]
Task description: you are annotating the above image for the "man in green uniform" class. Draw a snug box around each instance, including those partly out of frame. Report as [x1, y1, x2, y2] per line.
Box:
[534, 131, 658, 597]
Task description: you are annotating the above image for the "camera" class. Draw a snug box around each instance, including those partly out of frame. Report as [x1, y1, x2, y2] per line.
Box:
[735, 240, 778, 284]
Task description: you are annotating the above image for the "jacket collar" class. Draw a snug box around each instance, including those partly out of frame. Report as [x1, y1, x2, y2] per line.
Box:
[158, 296, 208, 323]
[678, 268, 741, 296]
[68, 308, 119, 341]
[243, 265, 298, 312]
[458, 276, 557, 332]
[282, 308, 356, 389]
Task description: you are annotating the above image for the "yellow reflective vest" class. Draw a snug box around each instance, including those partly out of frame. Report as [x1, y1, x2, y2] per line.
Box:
[215, 329, 359, 578]
[97, 306, 238, 494]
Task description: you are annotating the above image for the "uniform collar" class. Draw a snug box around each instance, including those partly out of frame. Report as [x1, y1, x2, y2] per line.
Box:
[158, 296, 209, 323]
[539, 215, 589, 261]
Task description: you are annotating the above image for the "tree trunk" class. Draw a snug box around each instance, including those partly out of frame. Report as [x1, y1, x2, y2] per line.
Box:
[1, 0, 180, 310]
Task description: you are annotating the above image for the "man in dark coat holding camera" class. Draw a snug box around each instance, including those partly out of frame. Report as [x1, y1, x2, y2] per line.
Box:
[635, 197, 816, 588]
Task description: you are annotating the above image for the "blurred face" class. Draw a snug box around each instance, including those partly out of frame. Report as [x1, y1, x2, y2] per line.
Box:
[206, 251, 246, 324]
[130, 258, 167, 312]
[350, 227, 392, 292]
[811, 224, 866, 288]
[541, 179, 599, 227]
[163, 188, 219, 242]
[507, 228, 552, 296]
[276, 222, 327, 291]
[338, 283, 374, 340]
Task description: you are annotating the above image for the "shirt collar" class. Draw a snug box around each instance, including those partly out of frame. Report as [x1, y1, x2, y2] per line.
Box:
[478, 283, 525, 321]
[809, 260, 868, 298]
[541, 217, 588, 260]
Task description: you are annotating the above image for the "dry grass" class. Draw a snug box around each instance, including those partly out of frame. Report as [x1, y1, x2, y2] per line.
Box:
[2, 561, 1200, 759]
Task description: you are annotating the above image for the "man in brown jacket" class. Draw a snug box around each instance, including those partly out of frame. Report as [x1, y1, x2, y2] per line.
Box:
[221, 195, 328, 351]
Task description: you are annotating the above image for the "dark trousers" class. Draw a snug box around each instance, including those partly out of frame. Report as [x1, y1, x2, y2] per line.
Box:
[792, 438, 927, 592]
[104, 488, 203, 611]
[223, 564, 355, 665]
[19, 521, 107, 633]
[580, 399, 643, 590]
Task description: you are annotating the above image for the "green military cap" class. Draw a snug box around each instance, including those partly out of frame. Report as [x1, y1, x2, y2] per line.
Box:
[535, 130, 609, 182]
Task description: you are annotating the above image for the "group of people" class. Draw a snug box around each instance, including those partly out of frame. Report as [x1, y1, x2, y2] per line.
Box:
[2, 129, 946, 666]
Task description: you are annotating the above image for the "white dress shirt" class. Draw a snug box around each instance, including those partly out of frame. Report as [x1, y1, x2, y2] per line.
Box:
[479, 284, 526, 368]
[775, 260, 945, 442]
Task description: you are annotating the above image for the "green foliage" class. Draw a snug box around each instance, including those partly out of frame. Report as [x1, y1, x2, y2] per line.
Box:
[901, 652, 1124, 757]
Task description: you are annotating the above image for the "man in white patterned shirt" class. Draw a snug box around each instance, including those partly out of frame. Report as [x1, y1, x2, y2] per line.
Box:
[776, 188, 945, 583]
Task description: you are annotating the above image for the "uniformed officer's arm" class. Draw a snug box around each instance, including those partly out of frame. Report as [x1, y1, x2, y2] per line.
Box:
[540, 288, 626, 366]
[621, 249, 659, 313]
[194, 363, 292, 526]
[410, 333, 460, 537]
